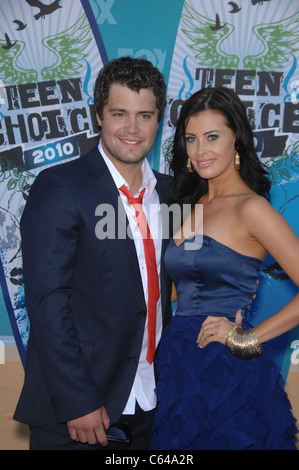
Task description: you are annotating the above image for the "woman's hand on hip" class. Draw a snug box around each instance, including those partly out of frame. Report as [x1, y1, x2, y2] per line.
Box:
[197, 310, 243, 348]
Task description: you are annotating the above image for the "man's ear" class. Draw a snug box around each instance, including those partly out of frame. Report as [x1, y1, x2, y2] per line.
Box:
[96, 113, 102, 127]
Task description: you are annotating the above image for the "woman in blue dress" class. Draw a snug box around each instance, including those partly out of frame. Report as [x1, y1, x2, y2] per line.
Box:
[150, 87, 299, 450]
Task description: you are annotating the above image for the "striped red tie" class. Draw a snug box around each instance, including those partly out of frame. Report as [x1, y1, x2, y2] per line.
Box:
[120, 184, 159, 364]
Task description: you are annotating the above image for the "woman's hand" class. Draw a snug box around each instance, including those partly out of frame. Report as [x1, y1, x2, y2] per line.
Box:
[197, 310, 243, 348]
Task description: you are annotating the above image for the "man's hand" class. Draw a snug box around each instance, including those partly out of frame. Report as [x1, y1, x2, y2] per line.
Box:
[67, 406, 110, 446]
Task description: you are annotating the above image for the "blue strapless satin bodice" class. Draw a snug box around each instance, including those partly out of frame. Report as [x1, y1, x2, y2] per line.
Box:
[165, 234, 263, 318]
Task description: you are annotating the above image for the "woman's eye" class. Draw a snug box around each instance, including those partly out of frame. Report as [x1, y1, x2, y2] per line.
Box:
[185, 136, 196, 143]
[208, 134, 218, 141]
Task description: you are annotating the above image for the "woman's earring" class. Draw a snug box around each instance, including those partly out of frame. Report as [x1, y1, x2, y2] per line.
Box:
[187, 158, 196, 173]
[234, 152, 240, 170]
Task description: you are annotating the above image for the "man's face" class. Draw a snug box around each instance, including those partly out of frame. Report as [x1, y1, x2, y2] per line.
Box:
[97, 83, 159, 167]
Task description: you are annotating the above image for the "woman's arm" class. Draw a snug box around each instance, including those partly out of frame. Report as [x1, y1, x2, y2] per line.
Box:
[171, 282, 178, 302]
[197, 196, 299, 349]
[241, 196, 299, 344]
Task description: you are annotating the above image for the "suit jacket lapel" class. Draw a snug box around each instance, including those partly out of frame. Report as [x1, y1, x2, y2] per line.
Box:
[154, 172, 171, 257]
[85, 148, 171, 317]
[85, 147, 146, 303]
[154, 172, 172, 320]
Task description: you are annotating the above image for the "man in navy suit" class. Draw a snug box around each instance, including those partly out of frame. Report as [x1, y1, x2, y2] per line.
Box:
[14, 57, 172, 450]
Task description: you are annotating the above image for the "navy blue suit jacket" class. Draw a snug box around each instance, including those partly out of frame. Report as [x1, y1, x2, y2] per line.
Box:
[14, 146, 172, 435]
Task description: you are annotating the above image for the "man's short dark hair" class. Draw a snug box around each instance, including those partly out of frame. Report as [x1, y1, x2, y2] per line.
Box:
[94, 56, 167, 123]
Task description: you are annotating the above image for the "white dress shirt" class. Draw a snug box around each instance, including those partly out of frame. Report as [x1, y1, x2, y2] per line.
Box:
[98, 141, 163, 414]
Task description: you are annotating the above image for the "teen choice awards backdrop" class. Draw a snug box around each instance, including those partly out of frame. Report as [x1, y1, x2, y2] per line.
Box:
[0, 0, 298, 409]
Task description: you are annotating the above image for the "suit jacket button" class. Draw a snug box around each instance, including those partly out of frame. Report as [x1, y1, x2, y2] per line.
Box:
[50, 395, 58, 412]
[138, 310, 146, 317]
[128, 355, 137, 363]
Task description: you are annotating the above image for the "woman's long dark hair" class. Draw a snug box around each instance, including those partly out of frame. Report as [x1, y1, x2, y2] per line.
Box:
[167, 87, 271, 207]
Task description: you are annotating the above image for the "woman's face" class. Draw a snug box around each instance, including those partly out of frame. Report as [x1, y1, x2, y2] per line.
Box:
[185, 109, 237, 180]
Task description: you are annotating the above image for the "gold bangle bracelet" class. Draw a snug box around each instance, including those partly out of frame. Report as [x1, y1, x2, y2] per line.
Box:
[225, 325, 263, 360]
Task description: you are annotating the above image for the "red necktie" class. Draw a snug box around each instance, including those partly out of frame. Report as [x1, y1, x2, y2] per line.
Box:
[120, 184, 159, 364]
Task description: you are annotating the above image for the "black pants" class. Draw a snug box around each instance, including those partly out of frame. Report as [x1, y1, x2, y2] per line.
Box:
[29, 404, 155, 450]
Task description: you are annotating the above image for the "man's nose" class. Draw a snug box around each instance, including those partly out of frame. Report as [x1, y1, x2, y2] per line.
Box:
[124, 116, 139, 133]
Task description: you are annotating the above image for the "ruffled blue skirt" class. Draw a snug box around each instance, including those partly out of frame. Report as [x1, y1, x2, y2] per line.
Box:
[150, 316, 298, 450]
